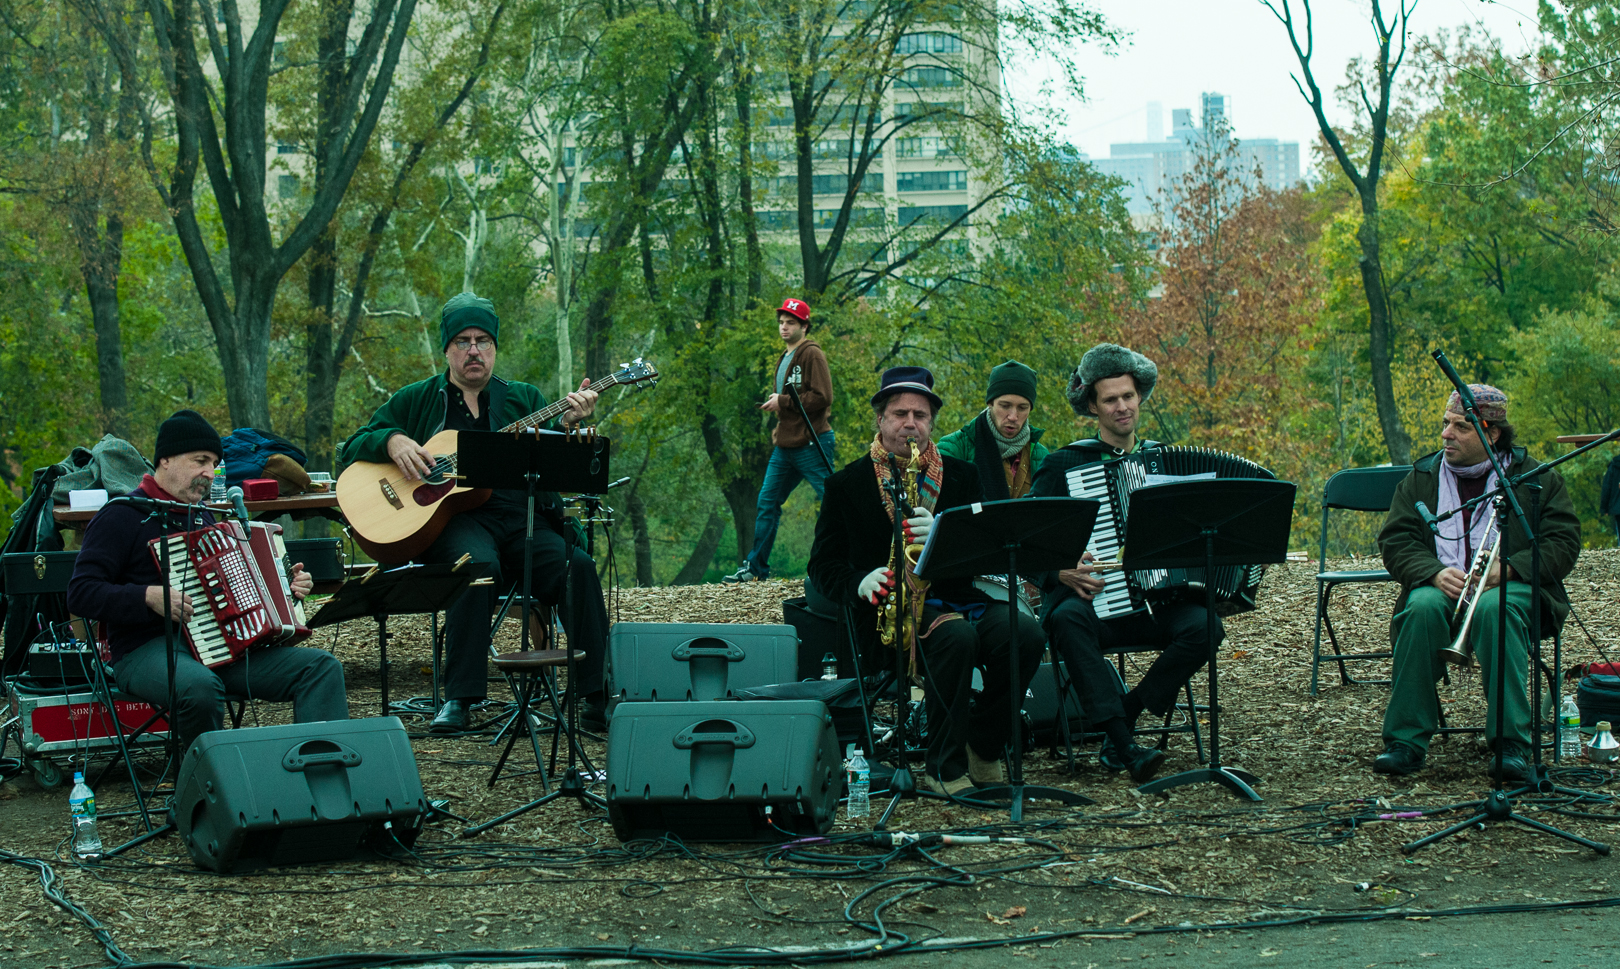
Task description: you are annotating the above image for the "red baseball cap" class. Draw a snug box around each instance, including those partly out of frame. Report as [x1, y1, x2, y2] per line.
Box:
[778, 298, 811, 322]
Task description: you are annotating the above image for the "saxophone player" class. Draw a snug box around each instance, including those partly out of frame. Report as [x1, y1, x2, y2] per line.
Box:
[806, 367, 1045, 797]
[1374, 385, 1581, 782]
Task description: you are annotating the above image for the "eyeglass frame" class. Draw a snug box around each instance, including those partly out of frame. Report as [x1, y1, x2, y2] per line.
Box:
[450, 336, 496, 352]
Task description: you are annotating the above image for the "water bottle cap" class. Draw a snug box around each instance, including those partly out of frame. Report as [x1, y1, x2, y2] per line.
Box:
[853, 749, 863, 756]
[73, 772, 84, 782]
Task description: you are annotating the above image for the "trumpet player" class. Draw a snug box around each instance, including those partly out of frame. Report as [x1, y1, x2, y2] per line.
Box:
[1374, 385, 1582, 782]
[806, 367, 1045, 797]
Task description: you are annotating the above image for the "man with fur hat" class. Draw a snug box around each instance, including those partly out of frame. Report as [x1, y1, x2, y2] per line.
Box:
[1029, 343, 1212, 785]
[1373, 385, 1581, 781]
[806, 367, 1045, 796]
[938, 360, 1049, 499]
[725, 297, 835, 582]
[339, 292, 608, 734]
[69, 410, 348, 752]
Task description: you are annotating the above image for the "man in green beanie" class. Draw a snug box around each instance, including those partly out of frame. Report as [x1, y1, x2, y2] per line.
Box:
[937, 360, 1048, 500]
[339, 292, 608, 734]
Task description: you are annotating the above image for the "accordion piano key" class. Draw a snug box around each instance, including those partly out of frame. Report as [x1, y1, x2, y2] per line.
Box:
[148, 521, 312, 670]
[1064, 445, 1276, 619]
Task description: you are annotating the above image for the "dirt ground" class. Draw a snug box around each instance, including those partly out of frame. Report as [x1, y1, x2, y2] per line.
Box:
[4, 552, 1620, 968]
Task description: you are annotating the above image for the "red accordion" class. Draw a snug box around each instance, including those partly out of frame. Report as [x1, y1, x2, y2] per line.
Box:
[147, 521, 311, 669]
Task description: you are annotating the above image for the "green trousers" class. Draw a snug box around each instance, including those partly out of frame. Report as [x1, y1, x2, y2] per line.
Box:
[1382, 582, 1535, 753]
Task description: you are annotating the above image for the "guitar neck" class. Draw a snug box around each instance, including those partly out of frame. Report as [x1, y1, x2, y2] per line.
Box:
[496, 372, 624, 434]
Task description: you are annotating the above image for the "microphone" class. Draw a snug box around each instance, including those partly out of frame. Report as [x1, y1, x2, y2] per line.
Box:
[1431, 350, 1475, 412]
[1416, 501, 1439, 535]
[607, 476, 632, 490]
[227, 486, 251, 523]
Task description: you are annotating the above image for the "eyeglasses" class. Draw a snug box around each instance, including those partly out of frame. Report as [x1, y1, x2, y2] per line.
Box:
[451, 337, 495, 352]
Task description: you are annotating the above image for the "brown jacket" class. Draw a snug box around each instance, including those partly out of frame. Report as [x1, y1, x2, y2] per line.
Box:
[771, 338, 833, 448]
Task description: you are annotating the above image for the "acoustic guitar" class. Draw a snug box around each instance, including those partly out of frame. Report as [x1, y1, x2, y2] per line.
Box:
[337, 359, 658, 563]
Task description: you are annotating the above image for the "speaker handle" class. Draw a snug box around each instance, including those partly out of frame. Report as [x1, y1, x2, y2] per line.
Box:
[282, 740, 362, 772]
[673, 719, 756, 749]
[671, 637, 745, 662]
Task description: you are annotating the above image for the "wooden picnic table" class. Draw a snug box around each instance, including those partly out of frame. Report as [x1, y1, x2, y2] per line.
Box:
[53, 491, 342, 527]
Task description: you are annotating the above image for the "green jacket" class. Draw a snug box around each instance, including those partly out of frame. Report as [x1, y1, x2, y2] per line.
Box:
[338, 372, 551, 468]
[1378, 447, 1581, 640]
[937, 411, 1049, 499]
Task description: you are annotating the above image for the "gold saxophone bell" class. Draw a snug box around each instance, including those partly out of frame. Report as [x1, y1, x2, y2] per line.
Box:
[1438, 528, 1501, 668]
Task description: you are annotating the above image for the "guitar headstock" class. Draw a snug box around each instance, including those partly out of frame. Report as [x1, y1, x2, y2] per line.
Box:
[609, 357, 658, 390]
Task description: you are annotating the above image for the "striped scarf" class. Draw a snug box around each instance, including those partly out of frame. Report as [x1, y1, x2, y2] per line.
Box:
[869, 434, 944, 523]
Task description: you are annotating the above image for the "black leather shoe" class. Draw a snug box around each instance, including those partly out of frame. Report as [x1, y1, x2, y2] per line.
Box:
[430, 699, 471, 733]
[1489, 744, 1532, 785]
[579, 694, 608, 733]
[1099, 740, 1167, 783]
[1373, 742, 1425, 776]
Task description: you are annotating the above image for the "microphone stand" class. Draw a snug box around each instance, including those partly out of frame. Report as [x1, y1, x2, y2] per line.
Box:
[783, 383, 889, 801]
[1402, 351, 1610, 855]
[103, 491, 213, 856]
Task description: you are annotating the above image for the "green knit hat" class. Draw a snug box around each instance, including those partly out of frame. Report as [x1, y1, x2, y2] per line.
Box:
[439, 292, 500, 351]
[986, 360, 1037, 406]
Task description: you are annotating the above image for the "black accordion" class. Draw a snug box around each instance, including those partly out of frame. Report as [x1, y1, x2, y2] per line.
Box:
[1062, 446, 1276, 619]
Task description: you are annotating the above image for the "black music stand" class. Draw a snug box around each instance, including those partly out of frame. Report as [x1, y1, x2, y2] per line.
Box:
[916, 497, 1099, 820]
[456, 429, 611, 829]
[306, 561, 486, 717]
[1127, 479, 1296, 802]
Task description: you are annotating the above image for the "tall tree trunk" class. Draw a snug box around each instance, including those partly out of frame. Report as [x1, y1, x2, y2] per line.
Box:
[303, 0, 350, 489]
[1356, 210, 1412, 464]
[671, 512, 723, 585]
[71, 208, 130, 439]
[628, 490, 654, 586]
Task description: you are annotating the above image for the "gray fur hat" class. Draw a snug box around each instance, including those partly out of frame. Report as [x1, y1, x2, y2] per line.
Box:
[1066, 343, 1157, 417]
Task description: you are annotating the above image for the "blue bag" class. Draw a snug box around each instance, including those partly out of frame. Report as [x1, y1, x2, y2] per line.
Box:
[221, 428, 307, 487]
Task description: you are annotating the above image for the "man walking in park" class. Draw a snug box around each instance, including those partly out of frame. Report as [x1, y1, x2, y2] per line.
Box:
[724, 298, 834, 583]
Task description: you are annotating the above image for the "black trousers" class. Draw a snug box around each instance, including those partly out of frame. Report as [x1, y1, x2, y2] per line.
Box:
[913, 604, 1045, 783]
[1045, 594, 1217, 724]
[424, 504, 606, 702]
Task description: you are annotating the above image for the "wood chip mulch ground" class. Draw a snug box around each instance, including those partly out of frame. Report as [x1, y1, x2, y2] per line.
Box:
[4, 552, 1620, 967]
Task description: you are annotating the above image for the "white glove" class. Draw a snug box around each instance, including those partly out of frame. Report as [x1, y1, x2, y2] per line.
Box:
[903, 508, 934, 544]
[858, 566, 896, 604]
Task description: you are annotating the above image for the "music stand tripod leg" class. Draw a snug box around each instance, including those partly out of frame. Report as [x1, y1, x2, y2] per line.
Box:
[962, 548, 1094, 819]
[463, 472, 606, 838]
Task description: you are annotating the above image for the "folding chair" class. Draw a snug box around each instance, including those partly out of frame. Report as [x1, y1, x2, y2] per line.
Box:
[1310, 465, 1411, 695]
[1048, 644, 1205, 770]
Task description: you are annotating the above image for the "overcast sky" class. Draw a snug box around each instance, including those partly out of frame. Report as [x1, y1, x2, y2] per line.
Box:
[1003, 0, 1545, 165]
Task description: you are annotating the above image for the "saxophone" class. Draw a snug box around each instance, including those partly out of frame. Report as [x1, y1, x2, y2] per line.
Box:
[877, 439, 931, 650]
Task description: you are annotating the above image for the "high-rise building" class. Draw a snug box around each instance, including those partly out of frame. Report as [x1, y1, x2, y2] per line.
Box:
[1081, 93, 1301, 218]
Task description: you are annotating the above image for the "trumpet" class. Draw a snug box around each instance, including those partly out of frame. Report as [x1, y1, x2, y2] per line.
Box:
[1438, 527, 1501, 668]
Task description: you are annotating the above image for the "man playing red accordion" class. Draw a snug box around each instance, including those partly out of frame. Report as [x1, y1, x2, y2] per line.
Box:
[68, 410, 348, 752]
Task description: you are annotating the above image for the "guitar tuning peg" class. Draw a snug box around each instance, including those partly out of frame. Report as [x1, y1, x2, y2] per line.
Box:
[619, 362, 629, 369]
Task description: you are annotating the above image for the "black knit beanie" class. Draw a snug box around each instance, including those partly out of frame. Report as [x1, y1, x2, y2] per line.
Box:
[439, 292, 500, 351]
[155, 409, 223, 462]
[986, 360, 1038, 406]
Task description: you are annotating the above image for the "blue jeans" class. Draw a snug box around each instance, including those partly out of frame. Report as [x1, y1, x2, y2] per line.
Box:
[745, 431, 835, 577]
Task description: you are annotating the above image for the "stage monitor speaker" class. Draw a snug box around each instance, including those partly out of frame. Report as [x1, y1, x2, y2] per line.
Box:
[1024, 662, 1087, 744]
[606, 622, 799, 717]
[175, 716, 428, 872]
[606, 699, 840, 842]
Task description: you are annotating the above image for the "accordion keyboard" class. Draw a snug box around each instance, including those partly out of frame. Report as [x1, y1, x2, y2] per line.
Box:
[1064, 462, 1139, 620]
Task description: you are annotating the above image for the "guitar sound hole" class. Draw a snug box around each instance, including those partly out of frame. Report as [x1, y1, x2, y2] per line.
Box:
[412, 481, 456, 507]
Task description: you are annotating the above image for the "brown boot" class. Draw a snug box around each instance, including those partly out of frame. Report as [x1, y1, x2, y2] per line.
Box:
[967, 744, 1008, 786]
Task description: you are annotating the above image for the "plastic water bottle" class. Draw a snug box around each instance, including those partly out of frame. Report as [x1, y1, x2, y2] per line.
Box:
[846, 749, 870, 820]
[210, 465, 227, 503]
[1560, 696, 1583, 761]
[69, 772, 103, 860]
[821, 653, 839, 680]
